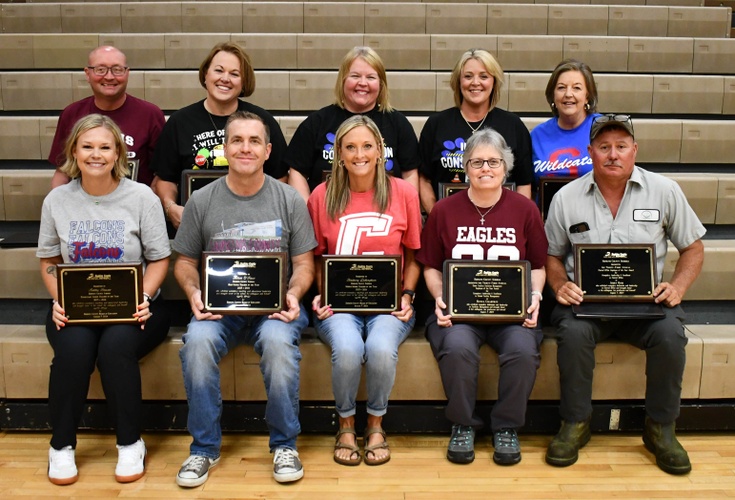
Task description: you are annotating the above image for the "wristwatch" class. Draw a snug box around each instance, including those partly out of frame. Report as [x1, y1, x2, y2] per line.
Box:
[402, 289, 415, 304]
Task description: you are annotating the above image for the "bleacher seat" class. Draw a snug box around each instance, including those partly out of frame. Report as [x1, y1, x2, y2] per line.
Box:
[0, 0, 733, 416]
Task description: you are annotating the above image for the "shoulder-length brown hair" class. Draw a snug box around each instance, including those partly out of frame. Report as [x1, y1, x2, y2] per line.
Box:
[326, 115, 392, 220]
[334, 46, 393, 113]
[199, 42, 256, 98]
[545, 59, 598, 117]
[60, 114, 129, 181]
[450, 48, 504, 110]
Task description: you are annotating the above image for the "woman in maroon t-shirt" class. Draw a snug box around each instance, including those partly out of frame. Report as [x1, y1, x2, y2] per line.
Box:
[416, 127, 548, 467]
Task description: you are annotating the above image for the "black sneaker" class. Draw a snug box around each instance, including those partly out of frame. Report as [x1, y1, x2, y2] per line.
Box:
[493, 428, 521, 465]
[447, 424, 475, 464]
[273, 447, 304, 483]
[176, 454, 220, 488]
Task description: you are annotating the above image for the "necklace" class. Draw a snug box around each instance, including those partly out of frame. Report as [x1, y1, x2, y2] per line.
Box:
[468, 192, 496, 225]
[206, 110, 224, 145]
[461, 110, 489, 134]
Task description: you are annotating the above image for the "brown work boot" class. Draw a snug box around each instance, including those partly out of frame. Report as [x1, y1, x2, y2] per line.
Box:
[545, 419, 591, 467]
[642, 416, 691, 475]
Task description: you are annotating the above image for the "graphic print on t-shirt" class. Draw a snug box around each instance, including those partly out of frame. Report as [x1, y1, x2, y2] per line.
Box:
[67, 219, 125, 263]
[440, 137, 467, 183]
[336, 212, 393, 255]
[192, 129, 228, 170]
[451, 225, 520, 261]
[207, 220, 283, 253]
[534, 146, 592, 178]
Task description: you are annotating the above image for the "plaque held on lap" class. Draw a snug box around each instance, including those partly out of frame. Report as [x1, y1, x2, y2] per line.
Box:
[572, 243, 664, 318]
[322, 255, 401, 314]
[202, 252, 287, 314]
[57, 262, 143, 324]
[574, 243, 657, 302]
[443, 260, 530, 323]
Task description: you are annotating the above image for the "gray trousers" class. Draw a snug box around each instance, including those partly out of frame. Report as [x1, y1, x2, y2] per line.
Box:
[550, 304, 688, 424]
[426, 317, 543, 431]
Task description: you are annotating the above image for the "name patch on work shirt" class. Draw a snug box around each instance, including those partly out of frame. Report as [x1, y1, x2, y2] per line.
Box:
[633, 209, 660, 222]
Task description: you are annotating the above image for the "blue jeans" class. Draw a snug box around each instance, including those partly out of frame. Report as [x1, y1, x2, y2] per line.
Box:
[179, 306, 307, 458]
[315, 313, 414, 418]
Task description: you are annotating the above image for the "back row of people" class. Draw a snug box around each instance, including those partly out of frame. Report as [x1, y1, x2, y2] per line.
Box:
[47, 44, 601, 219]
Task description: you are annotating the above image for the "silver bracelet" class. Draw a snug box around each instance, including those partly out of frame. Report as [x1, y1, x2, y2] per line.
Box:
[143, 292, 153, 303]
[531, 290, 543, 301]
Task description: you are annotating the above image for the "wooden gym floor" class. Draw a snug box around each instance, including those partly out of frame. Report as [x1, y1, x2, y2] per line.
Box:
[0, 430, 733, 499]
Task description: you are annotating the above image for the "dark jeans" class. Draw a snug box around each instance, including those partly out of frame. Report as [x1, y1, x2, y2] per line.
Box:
[550, 304, 687, 424]
[45, 297, 170, 449]
[426, 317, 543, 431]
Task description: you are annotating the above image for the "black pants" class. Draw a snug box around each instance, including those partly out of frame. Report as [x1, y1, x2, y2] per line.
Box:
[45, 298, 170, 449]
[426, 316, 543, 431]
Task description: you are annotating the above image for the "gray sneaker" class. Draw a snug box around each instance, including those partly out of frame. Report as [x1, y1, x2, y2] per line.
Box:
[176, 454, 220, 488]
[493, 428, 521, 465]
[447, 424, 475, 464]
[273, 447, 304, 483]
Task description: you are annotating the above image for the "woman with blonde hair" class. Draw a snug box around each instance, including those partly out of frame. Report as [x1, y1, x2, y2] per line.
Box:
[419, 48, 534, 213]
[38, 114, 171, 485]
[287, 46, 420, 201]
[307, 115, 422, 466]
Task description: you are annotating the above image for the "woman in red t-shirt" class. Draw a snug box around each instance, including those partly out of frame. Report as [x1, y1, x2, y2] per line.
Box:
[307, 115, 422, 466]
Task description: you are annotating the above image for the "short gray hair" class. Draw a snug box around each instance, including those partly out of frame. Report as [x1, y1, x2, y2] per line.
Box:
[463, 127, 514, 181]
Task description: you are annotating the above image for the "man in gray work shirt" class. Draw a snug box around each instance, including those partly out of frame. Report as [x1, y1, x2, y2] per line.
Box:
[544, 114, 705, 475]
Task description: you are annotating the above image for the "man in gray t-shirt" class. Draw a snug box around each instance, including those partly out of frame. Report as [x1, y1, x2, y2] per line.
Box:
[172, 111, 316, 488]
[544, 115, 705, 475]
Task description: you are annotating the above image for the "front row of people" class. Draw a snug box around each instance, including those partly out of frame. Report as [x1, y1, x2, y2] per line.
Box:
[37, 111, 704, 487]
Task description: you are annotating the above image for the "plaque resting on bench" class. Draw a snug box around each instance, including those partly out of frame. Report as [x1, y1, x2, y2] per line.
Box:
[57, 262, 143, 324]
[443, 260, 530, 323]
[181, 169, 227, 205]
[202, 252, 287, 314]
[573, 243, 657, 302]
[322, 255, 401, 314]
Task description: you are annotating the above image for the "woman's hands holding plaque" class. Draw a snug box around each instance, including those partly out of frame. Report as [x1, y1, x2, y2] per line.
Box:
[312, 294, 333, 321]
[51, 300, 68, 331]
[434, 296, 453, 328]
[134, 296, 153, 330]
[522, 293, 542, 329]
[391, 295, 415, 323]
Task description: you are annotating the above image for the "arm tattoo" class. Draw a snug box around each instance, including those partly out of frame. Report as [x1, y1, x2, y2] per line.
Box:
[45, 265, 57, 278]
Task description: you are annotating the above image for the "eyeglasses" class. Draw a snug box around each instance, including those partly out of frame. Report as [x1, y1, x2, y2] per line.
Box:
[593, 114, 632, 125]
[466, 158, 504, 170]
[86, 65, 128, 77]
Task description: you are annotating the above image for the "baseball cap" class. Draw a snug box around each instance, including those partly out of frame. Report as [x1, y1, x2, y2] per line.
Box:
[590, 114, 635, 141]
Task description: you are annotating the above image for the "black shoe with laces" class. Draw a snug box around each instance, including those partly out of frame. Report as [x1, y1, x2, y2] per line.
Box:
[447, 424, 475, 464]
[493, 428, 521, 465]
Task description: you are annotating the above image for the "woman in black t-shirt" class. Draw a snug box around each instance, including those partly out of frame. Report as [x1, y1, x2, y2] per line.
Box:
[418, 49, 534, 214]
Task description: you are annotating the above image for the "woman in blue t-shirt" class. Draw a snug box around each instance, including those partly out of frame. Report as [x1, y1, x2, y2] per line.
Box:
[530, 60, 601, 189]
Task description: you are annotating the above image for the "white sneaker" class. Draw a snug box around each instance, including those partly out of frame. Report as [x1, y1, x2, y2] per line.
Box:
[48, 446, 78, 485]
[273, 447, 304, 483]
[115, 438, 146, 483]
